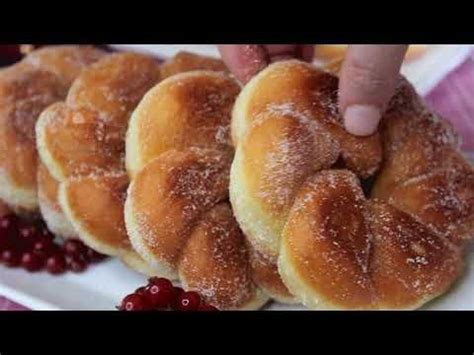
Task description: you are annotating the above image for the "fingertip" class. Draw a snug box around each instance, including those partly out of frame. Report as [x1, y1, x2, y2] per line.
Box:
[217, 45, 268, 83]
[343, 105, 381, 136]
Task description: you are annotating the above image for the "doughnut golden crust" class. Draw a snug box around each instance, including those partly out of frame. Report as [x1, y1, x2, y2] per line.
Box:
[36, 53, 161, 271]
[230, 60, 473, 309]
[37, 53, 161, 181]
[248, 247, 298, 304]
[160, 51, 227, 79]
[0, 46, 105, 212]
[279, 170, 462, 309]
[126, 70, 237, 178]
[126, 149, 232, 278]
[23, 46, 106, 87]
[178, 203, 268, 310]
[125, 70, 268, 309]
[231, 60, 382, 178]
[37, 162, 76, 238]
[387, 166, 474, 245]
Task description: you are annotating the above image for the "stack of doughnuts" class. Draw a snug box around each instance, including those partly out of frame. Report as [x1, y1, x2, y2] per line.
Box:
[35, 52, 162, 273]
[1, 46, 472, 310]
[230, 60, 473, 309]
[0, 46, 105, 216]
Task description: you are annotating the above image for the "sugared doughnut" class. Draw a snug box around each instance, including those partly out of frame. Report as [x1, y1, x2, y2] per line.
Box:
[160, 51, 227, 79]
[36, 53, 161, 271]
[0, 46, 105, 213]
[126, 149, 232, 278]
[126, 70, 236, 178]
[125, 70, 269, 309]
[37, 162, 76, 238]
[23, 46, 105, 87]
[231, 60, 382, 178]
[230, 60, 472, 309]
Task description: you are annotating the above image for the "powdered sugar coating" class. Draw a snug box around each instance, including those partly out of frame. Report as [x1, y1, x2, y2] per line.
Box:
[125, 68, 267, 309]
[42, 53, 161, 179]
[179, 203, 260, 309]
[0, 46, 106, 212]
[231, 60, 472, 309]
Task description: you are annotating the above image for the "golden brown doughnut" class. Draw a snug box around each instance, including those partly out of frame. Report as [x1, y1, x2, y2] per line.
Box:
[231, 60, 472, 309]
[231, 60, 382, 178]
[36, 53, 161, 271]
[37, 162, 76, 238]
[125, 70, 269, 309]
[279, 170, 463, 309]
[179, 203, 268, 310]
[160, 51, 227, 79]
[126, 70, 237, 178]
[0, 46, 105, 213]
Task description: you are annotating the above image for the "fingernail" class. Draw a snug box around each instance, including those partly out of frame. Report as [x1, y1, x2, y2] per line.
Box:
[344, 105, 381, 136]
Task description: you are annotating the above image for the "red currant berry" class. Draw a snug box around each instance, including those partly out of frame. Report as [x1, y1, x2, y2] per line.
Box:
[45, 254, 67, 275]
[0, 226, 8, 242]
[63, 239, 87, 255]
[119, 294, 149, 311]
[198, 304, 219, 311]
[0, 230, 11, 250]
[148, 277, 173, 288]
[1, 249, 20, 267]
[144, 280, 175, 308]
[85, 248, 106, 263]
[0, 222, 11, 244]
[176, 291, 201, 311]
[39, 227, 55, 241]
[21, 252, 44, 272]
[33, 239, 55, 255]
[0, 214, 18, 231]
[17, 226, 40, 250]
[135, 286, 147, 295]
[172, 286, 184, 298]
[0, 215, 18, 245]
[66, 254, 87, 273]
[19, 225, 37, 239]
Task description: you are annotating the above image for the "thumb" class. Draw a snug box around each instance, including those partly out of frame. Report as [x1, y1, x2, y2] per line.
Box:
[339, 45, 408, 136]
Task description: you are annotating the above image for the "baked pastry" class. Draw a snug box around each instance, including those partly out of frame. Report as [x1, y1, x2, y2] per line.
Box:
[37, 162, 76, 238]
[160, 51, 227, 79]
[0, 46, 105, 214]
[230, 60, 472, 309]
[373, 80, 474, 245]
[36, 52, 161, 274]
[314, 45, 429, 63]
[124, 70, 269, 309]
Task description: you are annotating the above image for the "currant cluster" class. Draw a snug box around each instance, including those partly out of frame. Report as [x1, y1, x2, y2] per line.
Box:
[119, 277, 219, 311]
[0, 214, 107, 274]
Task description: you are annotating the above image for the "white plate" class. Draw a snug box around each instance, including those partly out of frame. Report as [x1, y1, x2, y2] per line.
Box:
[0, 245, 473, 310]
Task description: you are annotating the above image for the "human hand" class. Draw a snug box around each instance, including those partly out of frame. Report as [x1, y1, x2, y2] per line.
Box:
[217, 44, 408, 136]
